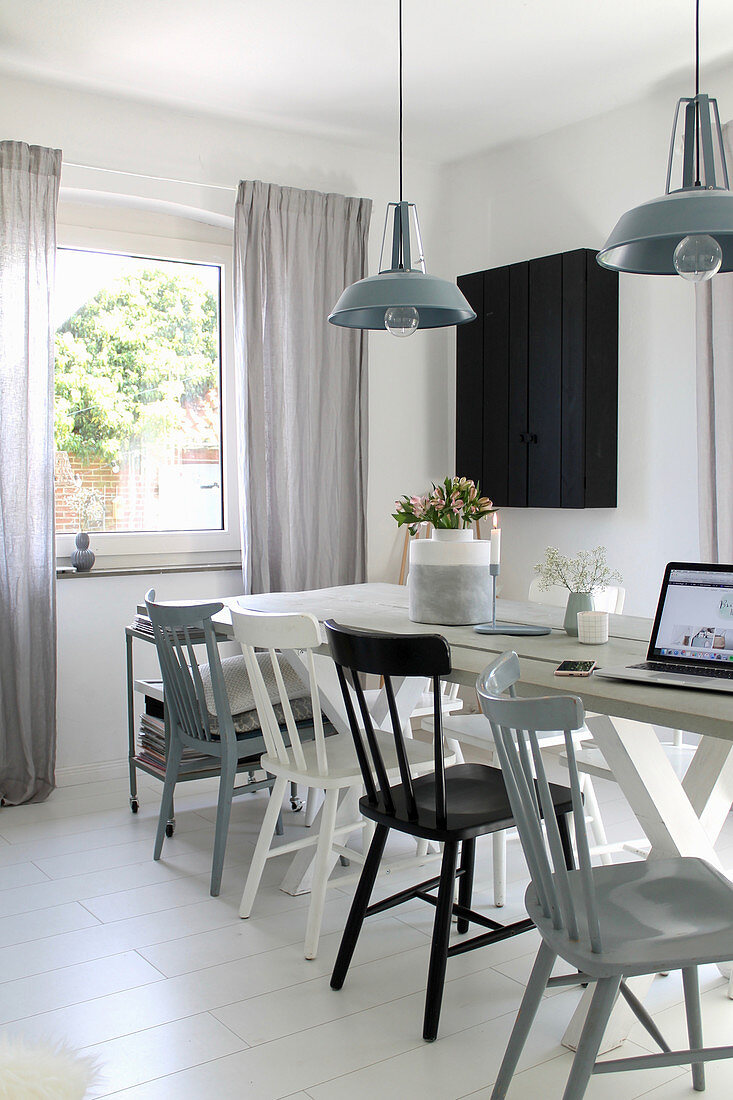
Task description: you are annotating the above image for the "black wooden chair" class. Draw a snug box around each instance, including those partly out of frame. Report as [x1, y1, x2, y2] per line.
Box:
[324, 619, 575, 1042]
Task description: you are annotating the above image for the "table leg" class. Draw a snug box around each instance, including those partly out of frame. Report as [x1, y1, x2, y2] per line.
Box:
[562, 715, 733, 1053]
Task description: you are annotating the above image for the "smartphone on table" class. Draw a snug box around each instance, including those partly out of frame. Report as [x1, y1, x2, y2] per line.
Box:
[554, 660, 597, 677]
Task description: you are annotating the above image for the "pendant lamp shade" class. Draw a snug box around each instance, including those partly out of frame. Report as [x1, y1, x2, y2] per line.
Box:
[598, 0, 733, 283]
[597, 187, 733, 275]
[329, 198, 475, 332]
[328, 0, 476, 334]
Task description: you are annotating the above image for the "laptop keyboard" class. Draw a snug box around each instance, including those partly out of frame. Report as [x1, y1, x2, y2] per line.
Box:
[631, 660, 733, 679]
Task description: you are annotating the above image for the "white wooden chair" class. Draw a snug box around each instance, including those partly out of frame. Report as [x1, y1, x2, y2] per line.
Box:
[230, 607, 442, 960]
[478, 651, 733, 1100]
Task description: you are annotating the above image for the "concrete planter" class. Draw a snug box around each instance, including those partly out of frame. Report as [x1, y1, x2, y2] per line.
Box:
[408, 529, 491, 625]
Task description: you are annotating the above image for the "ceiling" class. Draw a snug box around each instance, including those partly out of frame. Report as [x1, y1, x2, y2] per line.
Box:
[2, 0, 733, 162]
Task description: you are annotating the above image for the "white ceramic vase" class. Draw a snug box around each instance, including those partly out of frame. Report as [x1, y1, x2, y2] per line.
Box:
[408, 528, 492, 625]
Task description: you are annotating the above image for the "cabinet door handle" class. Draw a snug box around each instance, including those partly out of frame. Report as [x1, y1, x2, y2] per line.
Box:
[519, 433, 538, 444]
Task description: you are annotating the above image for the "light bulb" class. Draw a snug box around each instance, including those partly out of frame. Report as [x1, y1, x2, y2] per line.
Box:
[673, 234, 723, 281]
[384, 306, 419, 337]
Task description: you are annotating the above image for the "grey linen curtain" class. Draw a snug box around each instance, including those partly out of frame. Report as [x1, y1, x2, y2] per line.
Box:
[234, 180, 371, 593]
[0, 142, 61, 804]
[696, 122, 733, 562]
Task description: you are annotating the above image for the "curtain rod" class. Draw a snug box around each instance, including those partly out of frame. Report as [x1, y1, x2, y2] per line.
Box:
[62, 160, 236, 193]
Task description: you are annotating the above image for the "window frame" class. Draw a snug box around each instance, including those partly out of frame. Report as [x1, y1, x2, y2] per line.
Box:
[54, 224, 240, 561]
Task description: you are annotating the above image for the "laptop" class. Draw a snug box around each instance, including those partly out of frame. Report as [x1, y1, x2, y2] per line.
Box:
[595, 562, 733, 693]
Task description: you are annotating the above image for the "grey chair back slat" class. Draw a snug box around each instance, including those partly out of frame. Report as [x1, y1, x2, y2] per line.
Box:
[145, 591, 235, 749]
[476, 651, 603, 954]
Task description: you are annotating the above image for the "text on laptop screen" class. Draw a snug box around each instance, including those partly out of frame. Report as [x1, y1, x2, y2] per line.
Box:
[654, 568, 733, 663]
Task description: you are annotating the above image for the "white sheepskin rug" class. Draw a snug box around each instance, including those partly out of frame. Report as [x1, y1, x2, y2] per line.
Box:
[0, 1036, 99, 1099]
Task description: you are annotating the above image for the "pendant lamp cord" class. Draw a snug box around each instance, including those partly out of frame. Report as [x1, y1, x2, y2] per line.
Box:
[399, 0, 403, 204]
[695, 0, 701, 185]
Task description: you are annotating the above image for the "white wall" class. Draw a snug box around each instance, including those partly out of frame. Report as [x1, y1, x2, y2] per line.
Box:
[55, 570, 245, 781]
[439, 73, 733, 615]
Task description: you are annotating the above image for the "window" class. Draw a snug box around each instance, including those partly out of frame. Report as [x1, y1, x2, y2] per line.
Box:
[53, 219, 238, 560]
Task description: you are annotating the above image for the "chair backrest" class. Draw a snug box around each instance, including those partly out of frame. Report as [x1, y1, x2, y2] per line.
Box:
[527, 578, 626, 615]
[325, 620, 452, 826]
[230, 608, 327, 775]
[145, 588, 235, 746]
[476, 651, 603, 955]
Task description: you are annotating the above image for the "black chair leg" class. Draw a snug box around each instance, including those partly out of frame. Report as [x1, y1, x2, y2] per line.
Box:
[456, 837, 475, 934]
[558, 812, 575, 870]
[331, 823, 389, 991]
[423, 840, 459, 1042]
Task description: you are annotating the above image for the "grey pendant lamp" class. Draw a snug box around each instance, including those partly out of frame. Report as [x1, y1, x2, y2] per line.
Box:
[328, 0, 475, 335]
[598, 0, 733, 281]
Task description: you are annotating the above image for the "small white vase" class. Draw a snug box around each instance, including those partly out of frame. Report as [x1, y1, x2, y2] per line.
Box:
[409, 527, 491, 625]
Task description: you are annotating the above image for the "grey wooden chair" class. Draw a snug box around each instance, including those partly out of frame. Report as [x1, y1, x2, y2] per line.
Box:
[477, 651, 733, 1099]
[145, 589, 280, 897]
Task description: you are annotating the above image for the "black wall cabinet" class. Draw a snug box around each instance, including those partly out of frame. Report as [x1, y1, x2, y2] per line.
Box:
[455, 248, 618, 509]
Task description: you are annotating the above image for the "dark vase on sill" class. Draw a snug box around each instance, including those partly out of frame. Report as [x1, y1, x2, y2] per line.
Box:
[71, 531, 95, 572]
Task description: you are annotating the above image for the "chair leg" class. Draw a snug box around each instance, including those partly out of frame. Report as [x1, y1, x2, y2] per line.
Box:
[239, 774, 288, 918]
[562, 976, 621, 1100]
[682, 966, 706, 1092]
[457, 838, 475, 933]
[492, 830, 506, 907]
[331, 823, 389, 991]
[423, 840, 459, 1042]
[304, 787, 340, 960]
[304, 787, 322, 827]
[446, 736, 464, 764]
[558, 812, 575, 871]
[673, 728, 684, 748]
[210, 751, 237, 897]
[491, 941, 557, 1099]
[154, 736, 182, 861]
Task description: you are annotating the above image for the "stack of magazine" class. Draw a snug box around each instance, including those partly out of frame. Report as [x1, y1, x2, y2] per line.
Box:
[136, 696, 215, 777]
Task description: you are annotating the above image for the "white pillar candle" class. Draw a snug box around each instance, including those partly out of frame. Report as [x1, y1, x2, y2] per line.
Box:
[490, 513, 501, 565]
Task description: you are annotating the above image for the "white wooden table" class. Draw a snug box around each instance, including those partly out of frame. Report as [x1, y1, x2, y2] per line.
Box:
[216, 583, 733, 1049]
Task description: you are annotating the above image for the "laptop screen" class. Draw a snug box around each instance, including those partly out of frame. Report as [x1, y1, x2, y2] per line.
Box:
[649, 563, 733, 667]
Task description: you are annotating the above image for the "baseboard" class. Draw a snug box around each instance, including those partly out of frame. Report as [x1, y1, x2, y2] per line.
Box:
[55, 758, 130, 787]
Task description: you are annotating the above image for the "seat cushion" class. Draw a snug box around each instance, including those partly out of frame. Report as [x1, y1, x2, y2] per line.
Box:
[200, 652, 312, 733]
[359, 762, 573, 842]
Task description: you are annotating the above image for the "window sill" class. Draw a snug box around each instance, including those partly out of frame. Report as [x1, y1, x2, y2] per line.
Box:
[56, 552, 241, 580]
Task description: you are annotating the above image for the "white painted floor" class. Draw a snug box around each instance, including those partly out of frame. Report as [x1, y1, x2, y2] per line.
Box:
[2, 763, 733, 1098]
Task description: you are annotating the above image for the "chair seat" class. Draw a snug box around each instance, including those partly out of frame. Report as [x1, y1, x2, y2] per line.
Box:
[530, 856, 733, 978]
[423, 712, 593, 753]
[363, 687, 463, 721]
[360, 762, 573, 842]
[261, 727, 453, 789]
[566, 740, 694, 782]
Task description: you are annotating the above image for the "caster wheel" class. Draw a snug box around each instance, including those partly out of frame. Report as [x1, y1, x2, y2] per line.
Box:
[290, 798, 304, 812]
[339, 855, 350, 867]
[130, 798, 139, 814]
[165, 820, 175, 837]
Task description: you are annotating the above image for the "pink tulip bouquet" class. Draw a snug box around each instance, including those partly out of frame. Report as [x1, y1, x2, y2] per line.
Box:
[392, 476, 495, 535]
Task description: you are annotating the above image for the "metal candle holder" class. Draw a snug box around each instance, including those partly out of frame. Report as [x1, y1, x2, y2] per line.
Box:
[474, 563, 552, 637]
